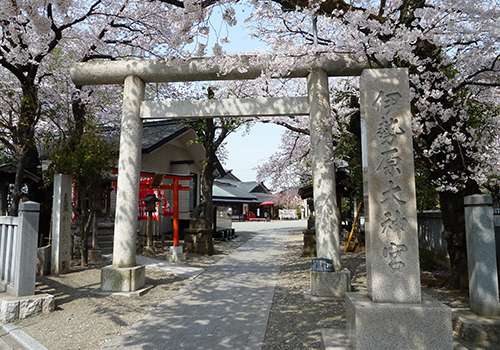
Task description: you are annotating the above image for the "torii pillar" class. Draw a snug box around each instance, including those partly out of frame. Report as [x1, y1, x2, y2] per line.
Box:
[101, 75, 146, 292]
[307, 69, 350, 297]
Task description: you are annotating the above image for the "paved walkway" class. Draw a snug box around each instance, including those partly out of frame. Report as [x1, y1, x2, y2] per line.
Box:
[101, 221, 305, 350]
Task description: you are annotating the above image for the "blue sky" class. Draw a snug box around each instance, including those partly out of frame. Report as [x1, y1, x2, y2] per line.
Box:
[209, 4, 284, 184]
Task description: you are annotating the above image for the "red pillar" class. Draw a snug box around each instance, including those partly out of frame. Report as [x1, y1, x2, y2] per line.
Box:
[173, 179, 179, 246]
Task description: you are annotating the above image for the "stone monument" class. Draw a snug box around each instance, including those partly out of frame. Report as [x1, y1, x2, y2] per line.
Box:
[51, 174, 72, 275]
[346, 68, 453, 349]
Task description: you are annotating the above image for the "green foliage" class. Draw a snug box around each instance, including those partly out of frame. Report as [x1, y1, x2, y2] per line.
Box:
[44, 116, 114, 265]
[44, 117, 113, 195]
[419, 248, 439, 272]
[334, 130, 363, 198]
[414, 160, 440, 211]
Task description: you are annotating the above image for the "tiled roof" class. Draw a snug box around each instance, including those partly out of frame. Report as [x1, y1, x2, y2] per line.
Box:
[213, 180, 258, 200]
[107, 119, 193, 154]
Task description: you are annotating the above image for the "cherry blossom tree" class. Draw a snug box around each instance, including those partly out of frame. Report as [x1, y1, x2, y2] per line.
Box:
[238, 0, 500, 289]
[0, 0, 223, 219]
[3, 0, 499, 286]
[188, 86, 245, 229]
[273, 188, 303, 210]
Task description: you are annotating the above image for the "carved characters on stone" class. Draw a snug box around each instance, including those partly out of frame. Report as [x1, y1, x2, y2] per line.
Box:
[383, 242, 408, 272]
[373, 90, 409, 272]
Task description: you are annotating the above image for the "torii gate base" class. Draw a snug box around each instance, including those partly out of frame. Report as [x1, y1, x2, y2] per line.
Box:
[101, 265, 145, 293]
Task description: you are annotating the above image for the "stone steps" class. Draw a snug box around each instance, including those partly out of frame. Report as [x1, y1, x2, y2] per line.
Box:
[96, 223, 114, 255]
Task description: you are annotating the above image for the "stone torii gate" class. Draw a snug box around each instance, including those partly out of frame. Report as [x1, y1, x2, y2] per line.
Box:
[70, 54, 371, 293]
[71, 56, 454, 349]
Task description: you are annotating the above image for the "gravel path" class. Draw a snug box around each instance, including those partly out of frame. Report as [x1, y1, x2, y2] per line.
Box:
[10, 224, 477, 350]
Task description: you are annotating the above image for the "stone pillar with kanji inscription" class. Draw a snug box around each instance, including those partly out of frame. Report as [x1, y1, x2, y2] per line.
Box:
[345, 68, 453, 350]
[361, 70, 420, 303]
[51, 174, 72, 275]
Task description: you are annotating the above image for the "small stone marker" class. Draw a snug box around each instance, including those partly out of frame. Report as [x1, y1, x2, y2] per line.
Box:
[464, 194, 500, 316]
[51, 174, 72, 275]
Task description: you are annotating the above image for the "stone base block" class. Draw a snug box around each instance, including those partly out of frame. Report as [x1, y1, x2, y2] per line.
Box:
[302, 229, 316, 257]
[142, 246, 156, 257]
[167, 245, 186, 262]
[101, 265, 145, 292]
[88, 249, 102, 262]
[347, 292, 453, 350]
[0, 293, 54, 323]
[453, 308, 500, 346]
[184, 229, 214, 255]
[37, 246, 51, 276]
[310, 269, 351, 298]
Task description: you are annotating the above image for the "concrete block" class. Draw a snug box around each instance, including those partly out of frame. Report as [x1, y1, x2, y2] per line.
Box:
[37, 246, 51, 276]
[0, 300, 19, 323]
[346, 292, 453, 350]
[19, 298, 42, 319]
[101, 265, 146, 292]
[167, 245, 186, 262]
[42, 294, 55, 313]
[130, 265, 146, 292]
[311, 269, 351, 298]
[0, 293, 54, 322]
[14, 201, 40, 297]
[453, 308, 500, 345]
[464, 194, 500, 316]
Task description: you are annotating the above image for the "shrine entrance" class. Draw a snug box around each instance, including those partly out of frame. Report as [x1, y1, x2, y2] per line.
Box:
[70, 54, 375, 292]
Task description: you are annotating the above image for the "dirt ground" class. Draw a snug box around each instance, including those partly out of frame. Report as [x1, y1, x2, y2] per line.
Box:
[12, 229, 482, 350]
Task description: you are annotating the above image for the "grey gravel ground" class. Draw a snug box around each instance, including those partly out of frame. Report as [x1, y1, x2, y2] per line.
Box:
[8, 221, 482, 350]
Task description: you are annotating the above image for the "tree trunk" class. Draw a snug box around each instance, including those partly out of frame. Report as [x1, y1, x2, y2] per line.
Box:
[9, 155, 27, 217]
[439, 180, 480, 291]
[439, 190, 468, 290]
[200, 154, 216, 229]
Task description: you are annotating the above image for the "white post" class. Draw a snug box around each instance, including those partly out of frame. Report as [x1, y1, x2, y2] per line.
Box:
[465, 194, 500, 316]
[113, 75, 145, 268]
[307, 69, 341, 271]
[14, 201, 39, 297]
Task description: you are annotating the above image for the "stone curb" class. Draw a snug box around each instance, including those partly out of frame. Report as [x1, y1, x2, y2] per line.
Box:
[0, 293, 54, 323]
[2, 324, 48, 350]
